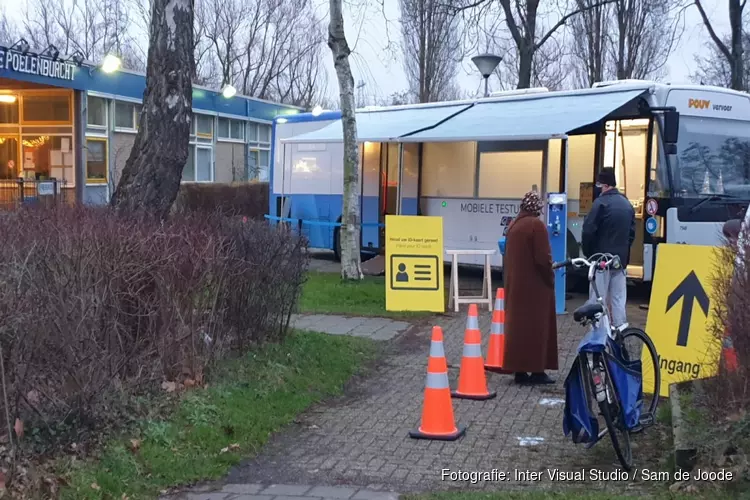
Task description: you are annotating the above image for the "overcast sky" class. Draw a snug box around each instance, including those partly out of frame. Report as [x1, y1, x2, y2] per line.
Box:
[1, 0, 734, 103]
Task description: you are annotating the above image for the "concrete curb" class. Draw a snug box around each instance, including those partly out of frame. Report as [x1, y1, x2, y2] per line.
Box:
[670, 382, 697, 472]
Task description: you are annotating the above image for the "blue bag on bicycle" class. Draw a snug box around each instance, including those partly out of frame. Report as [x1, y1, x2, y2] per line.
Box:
[605, 341, 644, 430]
[563, 356, 599, 444]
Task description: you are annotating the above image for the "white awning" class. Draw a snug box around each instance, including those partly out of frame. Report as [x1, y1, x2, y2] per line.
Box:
[400, 88, 648, 142]
[281, 103, 472, 143]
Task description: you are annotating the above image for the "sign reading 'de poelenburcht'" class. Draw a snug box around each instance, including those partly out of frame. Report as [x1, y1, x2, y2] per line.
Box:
[0, 46, 76, 81]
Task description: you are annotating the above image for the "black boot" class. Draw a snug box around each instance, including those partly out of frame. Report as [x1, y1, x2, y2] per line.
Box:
[529, 372, 556, 384]
[514, 372, 530, 384]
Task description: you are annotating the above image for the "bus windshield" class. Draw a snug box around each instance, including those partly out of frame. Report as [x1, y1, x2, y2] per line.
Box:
[672, 116, 750, 198]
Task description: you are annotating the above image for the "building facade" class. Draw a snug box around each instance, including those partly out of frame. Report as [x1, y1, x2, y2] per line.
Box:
[0, 42, 301, 205]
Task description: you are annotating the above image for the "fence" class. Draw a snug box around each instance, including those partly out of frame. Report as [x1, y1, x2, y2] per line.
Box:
[0, 179, 70, 210]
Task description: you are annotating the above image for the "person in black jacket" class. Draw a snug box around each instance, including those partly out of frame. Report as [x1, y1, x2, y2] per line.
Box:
[581, 168, 635, 328]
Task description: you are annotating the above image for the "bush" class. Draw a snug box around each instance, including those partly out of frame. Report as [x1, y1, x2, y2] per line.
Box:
[0, 204, 308, 449]
[173, 182, 269, 219]
[709, 227, 750, 411]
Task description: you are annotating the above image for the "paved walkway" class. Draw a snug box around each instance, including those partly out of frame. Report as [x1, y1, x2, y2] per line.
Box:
[162, 293, 661, 499]
[289, 314, 411, 341]
[165, 483, 398, 500]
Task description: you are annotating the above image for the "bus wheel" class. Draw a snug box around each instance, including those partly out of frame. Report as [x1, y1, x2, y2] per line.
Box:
[333, 226, 342, 262]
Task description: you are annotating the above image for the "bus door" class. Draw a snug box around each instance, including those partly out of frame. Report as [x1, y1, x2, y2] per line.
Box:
[360, 142, 382, 250]
[603, 119, 650, 279]
[375, 143, 401, 248]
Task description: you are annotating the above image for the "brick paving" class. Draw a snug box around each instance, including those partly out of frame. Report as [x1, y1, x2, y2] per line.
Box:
[163, 287, 660, 499]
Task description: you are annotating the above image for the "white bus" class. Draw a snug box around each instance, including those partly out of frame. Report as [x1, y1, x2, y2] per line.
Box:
[269, 80, 750, 285]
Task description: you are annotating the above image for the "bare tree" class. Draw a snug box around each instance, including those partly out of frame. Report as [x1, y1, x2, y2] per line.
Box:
[328, 0, 363, 280]
[110, 0, 194, 218]
[570, 0, 611, 87]
[568, 0, 683, 88]
[399, 0, 462, 102]
[18, 0, 142, 70]
[193, 0, 327, 105]
[0, 7, 17, 46]
[693, 32, 750, 91]
[609, 0, 682, 80]
[451, 0, 616, 89]
[695, 0, 747, 91]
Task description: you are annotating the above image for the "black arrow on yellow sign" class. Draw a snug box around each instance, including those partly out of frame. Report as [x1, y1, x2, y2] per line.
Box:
[666, 271, 709, 347]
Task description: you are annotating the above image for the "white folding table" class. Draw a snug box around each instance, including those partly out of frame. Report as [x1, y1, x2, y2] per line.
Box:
[446, 248, 496, 312]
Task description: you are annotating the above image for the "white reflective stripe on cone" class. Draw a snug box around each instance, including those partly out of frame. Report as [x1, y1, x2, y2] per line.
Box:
[490, 321, 504, 335]
[462, 343, 483, 357]
[466, 315, 479, 330]
[494, 298, 504, 310]
[425, 371, 450, 389]
[429, 340, 445, 358]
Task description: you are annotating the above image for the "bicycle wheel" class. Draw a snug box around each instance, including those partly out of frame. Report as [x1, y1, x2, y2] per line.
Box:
[597, 352, 633, 470]
[619, 327, 660, 425]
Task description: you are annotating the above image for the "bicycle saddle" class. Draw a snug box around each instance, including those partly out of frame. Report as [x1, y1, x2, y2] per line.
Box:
[573, 303, 604, 322]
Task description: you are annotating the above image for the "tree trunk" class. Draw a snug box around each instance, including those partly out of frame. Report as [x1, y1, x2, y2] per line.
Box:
[729, 0, 745, 91]
[328, 0, 363, 280]
[110, 0, 195, 219]
[517, 44, 534, 89]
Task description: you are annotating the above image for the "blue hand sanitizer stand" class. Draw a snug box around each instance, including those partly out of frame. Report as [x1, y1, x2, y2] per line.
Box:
[546, 193, 567, 314]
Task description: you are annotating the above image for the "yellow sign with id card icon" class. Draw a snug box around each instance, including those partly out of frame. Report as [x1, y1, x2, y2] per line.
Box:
[385, 215, 444, 312]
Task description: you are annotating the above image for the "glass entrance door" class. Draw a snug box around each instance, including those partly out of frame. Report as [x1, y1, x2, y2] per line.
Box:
[0, 135, 19, 179]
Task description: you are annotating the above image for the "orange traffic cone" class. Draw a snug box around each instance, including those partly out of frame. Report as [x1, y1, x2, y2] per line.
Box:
[409, 326, 466, 441]
[485, 288, 512, 374]
[452, 304, 497, 400]
[724, 330, 739, 373]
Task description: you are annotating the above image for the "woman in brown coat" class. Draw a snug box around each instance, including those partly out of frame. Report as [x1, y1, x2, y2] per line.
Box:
[503, 191, 558, 384]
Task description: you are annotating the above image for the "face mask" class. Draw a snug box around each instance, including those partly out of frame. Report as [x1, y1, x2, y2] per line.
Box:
[593, 184, 603, 199]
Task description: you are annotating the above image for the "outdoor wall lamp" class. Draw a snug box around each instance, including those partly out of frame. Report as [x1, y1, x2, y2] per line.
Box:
[69, 51, 85, 67]
[9, 38, 30, 54]
[222, 84, 237, 98]
[101, 54, 121, 73]
[40, 44, 60, 61]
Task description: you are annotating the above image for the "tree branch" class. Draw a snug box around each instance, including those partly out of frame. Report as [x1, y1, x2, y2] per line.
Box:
[535, 0, 617, 51]
[694, 0, 733, 63]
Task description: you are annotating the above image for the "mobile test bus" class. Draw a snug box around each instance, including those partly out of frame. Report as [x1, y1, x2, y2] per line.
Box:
[269, 80, 750, 285]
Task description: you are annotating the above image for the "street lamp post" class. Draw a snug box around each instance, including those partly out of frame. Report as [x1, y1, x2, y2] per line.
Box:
[471, 53, 503, 97]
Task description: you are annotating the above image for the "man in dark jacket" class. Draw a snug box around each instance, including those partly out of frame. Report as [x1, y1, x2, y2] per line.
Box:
[581, 168, 635, 329]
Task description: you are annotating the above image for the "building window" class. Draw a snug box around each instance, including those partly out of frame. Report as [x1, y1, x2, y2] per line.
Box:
[259, 124, 271, 144]
[87, 96, 107, 128]
[217, 118, 245, 141]
[247, 122, 258, 142]
[21, 135, 74, 181]
[247, 123, 271, 144]
[115, 101, 141, 130]
[0, 96, 19, 124]
[22, 94, 71, 123]
[182, 145, 213, 182]
[85, 138, 108, 183]
[192, 114, 213, 139]
[249, 148, 270, 181]
[231, 121, 244, 140]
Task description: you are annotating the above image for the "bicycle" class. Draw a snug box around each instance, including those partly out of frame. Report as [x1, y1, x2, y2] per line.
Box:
[553, 253, 661, 470]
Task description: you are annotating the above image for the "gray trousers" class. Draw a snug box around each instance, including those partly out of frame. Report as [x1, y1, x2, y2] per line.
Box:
[588, 269, 628, 328]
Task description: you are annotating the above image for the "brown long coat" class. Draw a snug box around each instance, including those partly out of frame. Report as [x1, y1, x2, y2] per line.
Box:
[502, 211, 558, 373]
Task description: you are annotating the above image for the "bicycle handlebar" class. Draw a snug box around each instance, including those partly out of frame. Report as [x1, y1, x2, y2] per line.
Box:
[552, 253, 621, 276]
